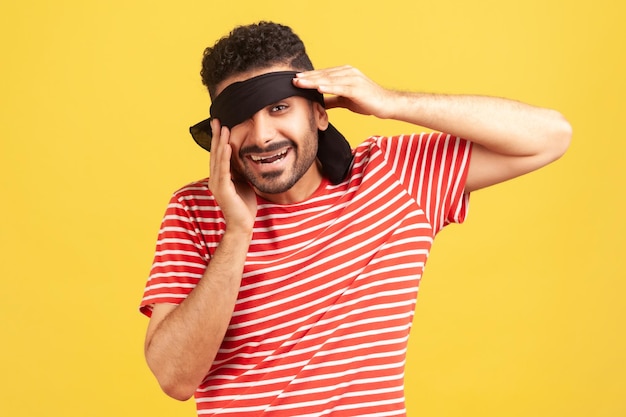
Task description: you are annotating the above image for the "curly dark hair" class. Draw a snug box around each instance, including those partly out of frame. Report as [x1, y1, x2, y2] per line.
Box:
[200, 21, 314, 98]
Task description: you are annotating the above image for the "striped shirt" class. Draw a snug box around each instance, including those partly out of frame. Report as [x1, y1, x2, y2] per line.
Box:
[141, 133, 472, 416]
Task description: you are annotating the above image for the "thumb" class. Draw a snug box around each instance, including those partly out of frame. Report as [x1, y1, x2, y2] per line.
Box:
[323, 95, 347, 110]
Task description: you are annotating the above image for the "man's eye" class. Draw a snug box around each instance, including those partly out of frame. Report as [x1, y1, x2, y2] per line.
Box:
[271, 104, 288, 112]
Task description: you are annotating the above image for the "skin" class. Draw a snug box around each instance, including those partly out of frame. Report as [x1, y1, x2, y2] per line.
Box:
[144, 63, 572, 401]
[293, 65, 572, 192]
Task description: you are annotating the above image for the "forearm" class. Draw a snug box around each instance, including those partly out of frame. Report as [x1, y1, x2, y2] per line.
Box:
[144, 229, 252, 400]
[386, 91, 572, 157]
[296, 66, 571, 190]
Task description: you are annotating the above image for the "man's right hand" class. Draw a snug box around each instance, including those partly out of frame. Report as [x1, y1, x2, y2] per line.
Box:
[208, 119, 257, 234]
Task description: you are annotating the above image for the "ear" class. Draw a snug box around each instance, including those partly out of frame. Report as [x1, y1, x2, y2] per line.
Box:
[313, 102, 329, 131]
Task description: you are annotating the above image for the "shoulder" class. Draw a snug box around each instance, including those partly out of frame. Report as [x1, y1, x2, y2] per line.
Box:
[352, 133, 442, 163]
[167, 178, 213, 206]
[349, 133, 472, 187]
[171, 178, 210, 199]
[357, 133, 472, 162]
[163, 177, 222, 220]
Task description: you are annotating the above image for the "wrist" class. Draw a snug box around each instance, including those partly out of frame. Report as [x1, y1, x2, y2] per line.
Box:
[383, 90, 415, 121]
[222, 226, 254, 245]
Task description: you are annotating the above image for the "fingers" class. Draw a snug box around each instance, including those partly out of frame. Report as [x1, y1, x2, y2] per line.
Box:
[296, 65, 359, 80]
[207, 120, 257, 231]
[296, 65, 394, 118]
[209, 119, 233, 189]
[209, 118, 221, 153]
[293, 65, 362, 95]
[322, 95, 348, 110]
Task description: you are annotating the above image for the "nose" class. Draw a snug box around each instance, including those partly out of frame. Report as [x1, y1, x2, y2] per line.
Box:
[246, 110, 276, 148]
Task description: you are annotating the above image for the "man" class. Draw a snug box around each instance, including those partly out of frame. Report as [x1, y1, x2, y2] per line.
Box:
[140, 21, 571, 416]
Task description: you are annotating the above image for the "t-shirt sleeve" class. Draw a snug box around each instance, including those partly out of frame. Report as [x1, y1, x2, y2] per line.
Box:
[139, 189, 212, 317]
[378, 132, 472, 234]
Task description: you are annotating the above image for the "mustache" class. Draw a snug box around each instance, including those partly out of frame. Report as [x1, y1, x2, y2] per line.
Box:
[239, 140, 295, 158]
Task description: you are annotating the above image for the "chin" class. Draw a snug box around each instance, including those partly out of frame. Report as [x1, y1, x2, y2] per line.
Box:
[252, 174, 298, 195]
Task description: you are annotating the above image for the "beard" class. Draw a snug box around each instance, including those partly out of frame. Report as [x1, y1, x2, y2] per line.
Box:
[234, 115, 319, 195]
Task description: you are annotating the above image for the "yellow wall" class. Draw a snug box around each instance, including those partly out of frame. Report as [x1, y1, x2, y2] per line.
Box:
[1, 0, 624, 416]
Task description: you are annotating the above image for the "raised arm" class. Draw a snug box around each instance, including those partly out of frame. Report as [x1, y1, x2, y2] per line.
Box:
[144, 121, 257, 401]
[294, 66, 572, 191]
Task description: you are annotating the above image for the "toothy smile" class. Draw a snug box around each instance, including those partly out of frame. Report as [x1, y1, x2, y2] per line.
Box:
[249, 149, 289, 164]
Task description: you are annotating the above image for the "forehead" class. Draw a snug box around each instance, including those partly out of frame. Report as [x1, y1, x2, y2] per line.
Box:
[214, 64, 297, 97]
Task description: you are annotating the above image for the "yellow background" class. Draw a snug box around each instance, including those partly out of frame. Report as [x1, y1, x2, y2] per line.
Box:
[1, 0, 624, 416]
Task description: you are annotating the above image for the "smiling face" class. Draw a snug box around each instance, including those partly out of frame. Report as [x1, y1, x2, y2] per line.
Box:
[214, 66, 329, 203]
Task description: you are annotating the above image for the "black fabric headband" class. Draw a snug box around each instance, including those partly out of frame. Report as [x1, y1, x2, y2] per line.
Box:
[211, 71, 324, 128]
[189, 71, 353, 184]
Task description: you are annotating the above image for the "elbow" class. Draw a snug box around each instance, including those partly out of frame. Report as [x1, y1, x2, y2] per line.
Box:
[146, 355, 199, 401]
[546, 110, 573, 162]
[158, 379, 197, 402]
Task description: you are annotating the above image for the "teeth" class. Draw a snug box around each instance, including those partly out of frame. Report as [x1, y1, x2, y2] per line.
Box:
[250, 149, 288, 162]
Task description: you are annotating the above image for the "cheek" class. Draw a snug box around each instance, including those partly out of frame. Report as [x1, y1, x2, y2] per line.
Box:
[313, 104, 329, 131]
[227, 122, 250, 145]
[229, 153, 247, 181]
[225, 132, 245, 157]
[229, 145, 245, 167]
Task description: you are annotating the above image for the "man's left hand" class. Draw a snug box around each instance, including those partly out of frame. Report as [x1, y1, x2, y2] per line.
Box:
[293, 66, 398, 119]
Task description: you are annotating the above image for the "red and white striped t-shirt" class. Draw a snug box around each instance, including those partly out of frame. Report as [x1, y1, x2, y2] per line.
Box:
[141, 133, 472, 416]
